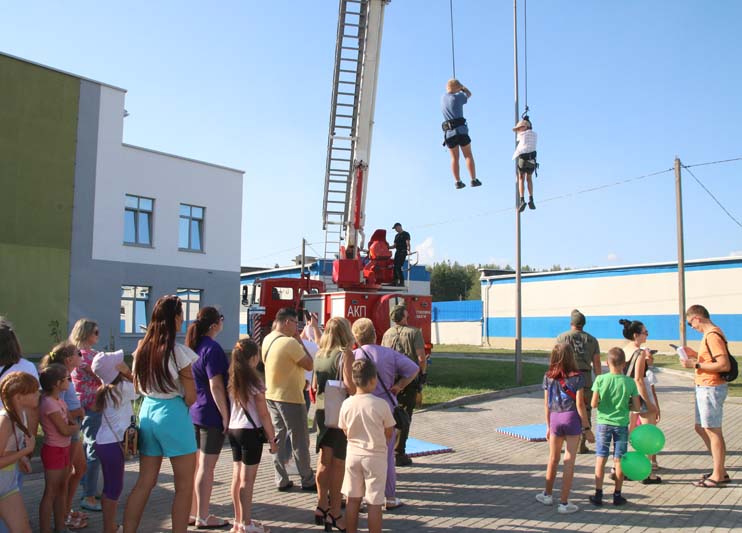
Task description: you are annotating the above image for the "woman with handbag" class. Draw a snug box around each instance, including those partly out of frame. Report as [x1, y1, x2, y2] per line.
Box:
[227, 339, 277, 533]
[124, 295, 199, 533]
[312, 318, 356, 532]
[350, 318, 418, 511]
[91, 350, 137, 533]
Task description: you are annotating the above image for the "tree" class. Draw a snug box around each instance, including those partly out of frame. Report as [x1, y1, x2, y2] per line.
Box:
[429, 261, 473, 301]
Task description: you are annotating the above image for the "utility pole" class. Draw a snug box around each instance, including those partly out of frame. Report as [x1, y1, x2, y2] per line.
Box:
[675, 157, 687, 345]
[513, 0, 523, 385]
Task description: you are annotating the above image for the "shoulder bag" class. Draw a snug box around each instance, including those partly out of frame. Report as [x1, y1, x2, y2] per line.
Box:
[704, 331, 738, 382]
[238, 397, 268, 444]
[102, 409, 139, 460]
[323, 350, 348, 429]
[359, 347, 411, 433]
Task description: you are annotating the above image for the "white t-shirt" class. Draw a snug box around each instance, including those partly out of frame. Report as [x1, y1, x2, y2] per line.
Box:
[303, 340, 318, 382]
[0, 358, 40, 410]
[96, 381, 138, 445]
[228, 383, 266, 430]
[512, 130, 538, 159]
[135, 344, 198, 399]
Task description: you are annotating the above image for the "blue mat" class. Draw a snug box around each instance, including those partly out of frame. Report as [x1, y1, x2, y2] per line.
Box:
[495, 423, 547, 442]
[406, 437, 454, 457]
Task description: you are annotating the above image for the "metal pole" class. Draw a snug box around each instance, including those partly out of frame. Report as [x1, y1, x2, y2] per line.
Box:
[513, 0, 523, 385]
[301, 238, 307, 286]
[675, 157, 687, 345]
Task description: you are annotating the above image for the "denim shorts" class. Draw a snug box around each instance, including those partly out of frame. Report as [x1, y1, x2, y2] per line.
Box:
[595, 424, 628, 459]
[695, 384, 728, 429]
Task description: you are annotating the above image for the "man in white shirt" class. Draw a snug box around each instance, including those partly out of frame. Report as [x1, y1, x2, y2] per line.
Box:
[512, 118, 538, 212]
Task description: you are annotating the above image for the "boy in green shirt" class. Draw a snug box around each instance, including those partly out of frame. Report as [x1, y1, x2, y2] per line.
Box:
[590, 347, 641, 506]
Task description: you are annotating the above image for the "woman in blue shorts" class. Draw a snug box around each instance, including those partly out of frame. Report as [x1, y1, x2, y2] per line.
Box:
[536, 343, 594, 514]
[124, 295, 198, 533]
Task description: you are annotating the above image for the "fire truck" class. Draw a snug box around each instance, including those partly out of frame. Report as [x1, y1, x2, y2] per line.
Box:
[243, 0, 432, 352]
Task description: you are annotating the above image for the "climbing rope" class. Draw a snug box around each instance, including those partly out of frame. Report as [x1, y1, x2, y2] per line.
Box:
[449, 0, 456, 78]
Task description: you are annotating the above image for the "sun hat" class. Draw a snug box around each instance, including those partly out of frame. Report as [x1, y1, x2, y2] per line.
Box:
[91, 350, 125, 385]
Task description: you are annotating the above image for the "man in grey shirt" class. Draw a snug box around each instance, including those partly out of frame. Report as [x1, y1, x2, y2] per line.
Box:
[556, 309, 601, 454]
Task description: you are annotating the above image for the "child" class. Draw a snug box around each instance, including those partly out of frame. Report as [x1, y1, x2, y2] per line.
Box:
[0, 371, 40, 533]
[38, 363, 80, 533]
[227, 339, 277, 533]
[536, 343, 594, 514]
[40, 342, 88, 529]
[339, 359, 395, 533]
[441, 79, 482, 189]
[512, 117, 538, 212]
[91, 350, 138, 533]
[589, 348, 640, 507]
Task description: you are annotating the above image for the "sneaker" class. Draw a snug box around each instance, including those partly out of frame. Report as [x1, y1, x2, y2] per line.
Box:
[470, 178, 482, 187]
[455, 180, 466, 189]
[528, 198, 536, 210]
[301, 482, 317, 491]
[641, 476, 662, 485]
[589, 495, 603, 506]
[277, 481, 294, 492]
[395, 454, 413, 467]
[558, 502, 579, 514]
[535, 493, 553, 505]
[613, 494, 628, 506]
[518, 198, 527, 212]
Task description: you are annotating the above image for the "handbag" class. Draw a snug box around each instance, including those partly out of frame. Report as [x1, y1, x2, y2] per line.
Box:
[323, 351, 348, 429]
[359, 347, 411, 433]
[240, 399, 268, 444]
[103, 410, 139, 460]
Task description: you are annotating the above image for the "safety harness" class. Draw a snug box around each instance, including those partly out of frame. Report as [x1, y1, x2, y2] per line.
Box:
[441, 117, 467, 146]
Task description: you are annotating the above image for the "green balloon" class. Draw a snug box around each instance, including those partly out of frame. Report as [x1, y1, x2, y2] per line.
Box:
[621, 451, 652, 481]
[630, 424, 666, 455]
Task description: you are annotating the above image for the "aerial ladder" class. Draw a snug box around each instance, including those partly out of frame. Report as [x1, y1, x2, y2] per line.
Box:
[322, 0, 390, 290]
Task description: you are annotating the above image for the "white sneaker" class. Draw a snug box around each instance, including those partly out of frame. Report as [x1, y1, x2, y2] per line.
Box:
[558, 502, 579, 514]
[535, 493, 553, 505]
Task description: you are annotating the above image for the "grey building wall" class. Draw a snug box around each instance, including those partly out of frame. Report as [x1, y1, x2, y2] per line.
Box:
[68, 80, 239, 354]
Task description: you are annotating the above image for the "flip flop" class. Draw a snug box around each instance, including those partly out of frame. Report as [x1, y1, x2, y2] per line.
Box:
[692, 478, 723, 488]
[702, 473, 731, 483]
[196, 515, 231, 529]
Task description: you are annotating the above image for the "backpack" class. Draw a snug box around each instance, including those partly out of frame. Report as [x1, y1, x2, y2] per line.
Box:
[704, 331, 738, 383]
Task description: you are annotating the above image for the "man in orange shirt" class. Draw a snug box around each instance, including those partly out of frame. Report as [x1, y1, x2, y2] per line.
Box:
[680, 304, 732, 488]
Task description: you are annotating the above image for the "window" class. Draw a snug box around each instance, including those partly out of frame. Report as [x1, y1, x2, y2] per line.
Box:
[179, 204, 204, 251]
[124, 195, 154, 246]
[120, 285, 150, 334]
[177, 288, 202, 333]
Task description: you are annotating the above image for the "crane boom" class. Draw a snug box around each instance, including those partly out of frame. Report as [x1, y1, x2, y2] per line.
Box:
[322, 0, 389, 260]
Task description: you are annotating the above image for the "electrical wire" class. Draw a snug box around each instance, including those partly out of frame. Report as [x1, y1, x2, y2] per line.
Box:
[682, 165, 742, 229]
[682, 156, 742, 169]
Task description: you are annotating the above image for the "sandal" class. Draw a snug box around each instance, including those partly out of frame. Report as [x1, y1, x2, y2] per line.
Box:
[324, 513, 346, 532]
[189, 516, 198, 526]
[244, 520, 270, 533]
[692, 478, 723, 488]
[314, 506, 328, 526]
[196, 514, 230, 529]
[65, 512, 88, 530]
[702, 472, 731, 483]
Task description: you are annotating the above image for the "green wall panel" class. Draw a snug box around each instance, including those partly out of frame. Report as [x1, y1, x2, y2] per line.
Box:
[0, 55, 81, 354]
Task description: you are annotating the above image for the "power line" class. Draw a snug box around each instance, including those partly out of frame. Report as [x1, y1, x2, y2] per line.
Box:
[683, 156, 742, 169]
[682, 164, 742, 229]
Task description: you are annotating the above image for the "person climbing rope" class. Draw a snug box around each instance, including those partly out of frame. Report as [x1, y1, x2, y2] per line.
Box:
[441, 79, 482, 190]
[512, 117, 538, 212]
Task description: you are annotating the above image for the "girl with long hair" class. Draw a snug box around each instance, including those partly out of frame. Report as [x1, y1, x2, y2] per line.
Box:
[227, 338, 277, 533]
[619, 319, 662, 482]
[312, 317, 356, 531]
[90, 350, 137, 533]
[186, 307, 230, 528]
[38, 363, 81, 533]
[535, 343, 593, 514]
[69, 318, 103, 512]
[40, 342, 88, 529]
[0, 371, 39, 533]
[123, 295, 198, 533]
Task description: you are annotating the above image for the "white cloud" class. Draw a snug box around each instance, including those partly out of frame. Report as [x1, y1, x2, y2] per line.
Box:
[607, 252, 619, 262]
[414, 237, 435, 265]
[730, 250, 742, 257]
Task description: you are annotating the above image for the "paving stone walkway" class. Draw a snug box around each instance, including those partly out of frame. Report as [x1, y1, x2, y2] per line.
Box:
[21, 370, 742, 532]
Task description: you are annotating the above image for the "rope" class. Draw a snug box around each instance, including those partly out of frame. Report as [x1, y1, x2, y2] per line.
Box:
[449, 0, 456, 78]
[523, 0, 528, 112]
[682, 165, 742, 229]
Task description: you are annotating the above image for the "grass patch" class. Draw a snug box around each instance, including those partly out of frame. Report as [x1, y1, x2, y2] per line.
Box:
[433, 344, 549, 358]
[652, 355, 742, 397]
[422, 357, 544, 407]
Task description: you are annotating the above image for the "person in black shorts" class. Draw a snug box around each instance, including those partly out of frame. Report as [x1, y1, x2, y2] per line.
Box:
[390, 223, 411, 287]
[441, 79, 482, 189]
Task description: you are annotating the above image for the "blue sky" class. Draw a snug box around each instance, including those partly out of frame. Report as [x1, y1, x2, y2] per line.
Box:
[3, 0, 741, 270]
